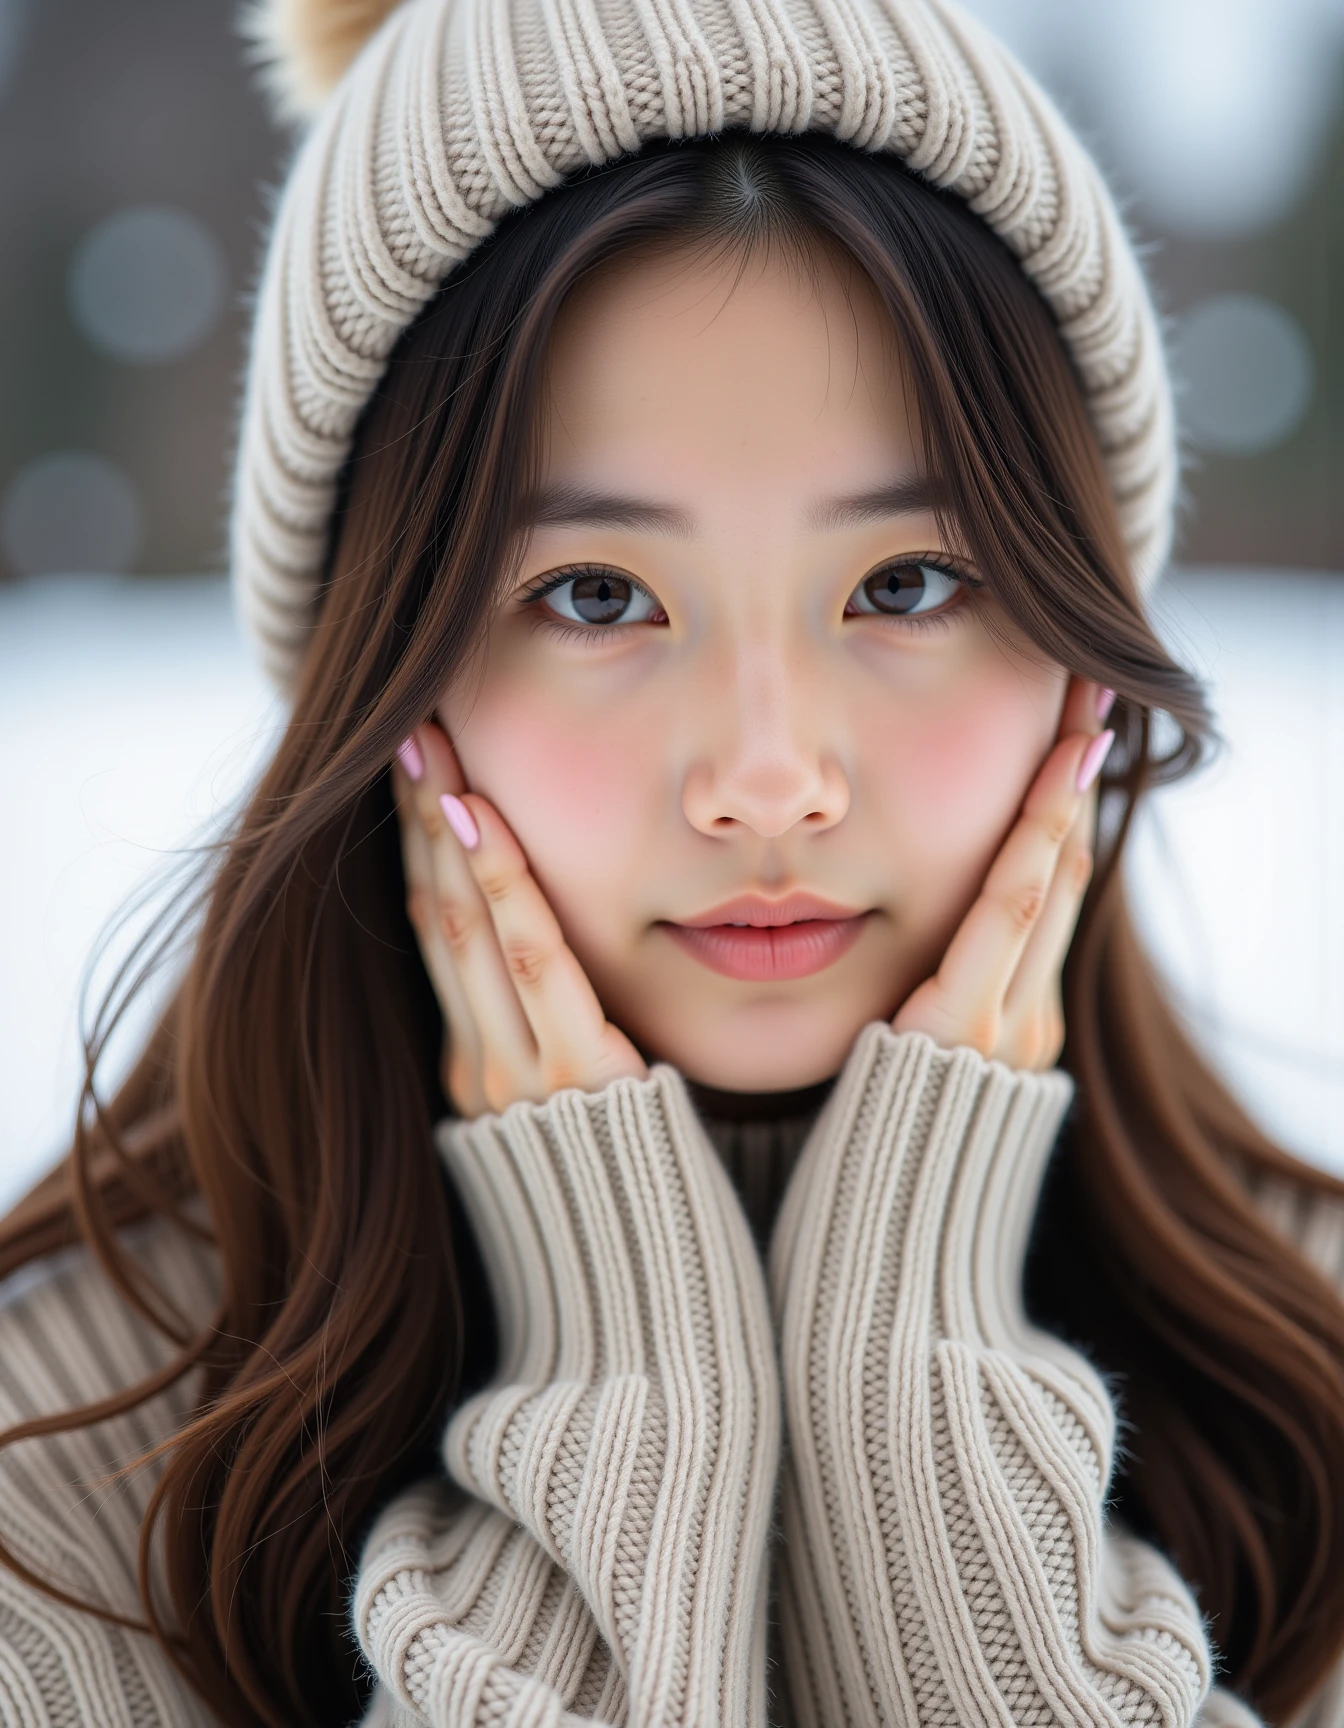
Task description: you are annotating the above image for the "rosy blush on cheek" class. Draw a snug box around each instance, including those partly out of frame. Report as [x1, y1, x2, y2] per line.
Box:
[871, 684, 1049, 867]
[446, 670, 585, 799]
[493, 717, 620, 828]
[447, 690, 650, 926]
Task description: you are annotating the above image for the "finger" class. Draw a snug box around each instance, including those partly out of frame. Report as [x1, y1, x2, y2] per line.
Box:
[392, 754, 488, 1115]
[412, 726, 540, 1106]
[1055, 672, 1111, 745]
[998, 677, 1109, 1046]
[1000, 786, 1097, 1064]
[394, 755, 468, 1022]
[921, 728, 1104, 1042]
[453, 791, 647, 1094]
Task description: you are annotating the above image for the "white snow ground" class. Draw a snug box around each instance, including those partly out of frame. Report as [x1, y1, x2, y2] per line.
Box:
[0, 567, 1339, 1214]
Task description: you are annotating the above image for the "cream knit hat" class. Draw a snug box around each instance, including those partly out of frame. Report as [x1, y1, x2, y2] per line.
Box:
[236, 0, 1177, 690]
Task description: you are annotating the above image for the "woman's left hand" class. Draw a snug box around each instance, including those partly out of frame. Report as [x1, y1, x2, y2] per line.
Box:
[889, 675, 1114, 1072]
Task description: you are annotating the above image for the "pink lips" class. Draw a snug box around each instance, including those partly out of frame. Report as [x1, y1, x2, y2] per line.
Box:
[663, 917, 869, 981]
[660, 893, 871, 981]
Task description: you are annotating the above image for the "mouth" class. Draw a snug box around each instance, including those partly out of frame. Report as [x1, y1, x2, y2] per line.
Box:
[658, 893, 872, 982]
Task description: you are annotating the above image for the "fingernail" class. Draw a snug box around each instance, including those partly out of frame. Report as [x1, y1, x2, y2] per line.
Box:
[1076, 729, 1115, 794]
[1096, 686, 1117, 723]
[440, 792, 480, 850]
[397, 735, 424, 781]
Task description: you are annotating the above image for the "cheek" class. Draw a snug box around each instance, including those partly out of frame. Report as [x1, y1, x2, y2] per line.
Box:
[444, 684, 650, 948]
[868, 673, 1057, 882]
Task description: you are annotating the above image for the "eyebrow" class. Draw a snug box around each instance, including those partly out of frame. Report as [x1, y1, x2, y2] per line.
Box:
[804, 474, 946, 531]
[511, 473, 946, 537]
[512, 483, 696, 537]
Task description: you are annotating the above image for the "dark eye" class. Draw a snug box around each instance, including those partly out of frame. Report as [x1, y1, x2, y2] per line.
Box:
[847, 560, 964, 618]
[533, 568, 663, 628]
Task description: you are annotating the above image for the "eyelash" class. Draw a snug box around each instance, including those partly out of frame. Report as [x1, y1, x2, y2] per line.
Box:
[517, 566, 661, 647]
[517, 558, 982, 645]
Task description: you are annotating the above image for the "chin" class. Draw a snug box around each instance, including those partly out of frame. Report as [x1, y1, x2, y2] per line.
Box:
[636, 1001, 873, 1094]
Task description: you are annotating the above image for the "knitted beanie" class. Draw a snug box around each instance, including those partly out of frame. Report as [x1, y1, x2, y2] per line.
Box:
[236, 0, 1177, 690]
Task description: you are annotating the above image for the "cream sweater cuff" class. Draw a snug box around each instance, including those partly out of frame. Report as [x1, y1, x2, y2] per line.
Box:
[770, 1022, 1215, 1727]
[354, 1066, 779, 1726]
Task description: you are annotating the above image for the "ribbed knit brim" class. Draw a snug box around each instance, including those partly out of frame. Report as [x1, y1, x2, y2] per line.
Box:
[233, 0, 1178, 691]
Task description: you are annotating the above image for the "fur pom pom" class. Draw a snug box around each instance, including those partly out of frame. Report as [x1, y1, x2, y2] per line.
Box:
[239, 0, 405, 123]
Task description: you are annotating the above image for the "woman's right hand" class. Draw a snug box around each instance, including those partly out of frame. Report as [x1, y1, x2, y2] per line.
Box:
[391, 719, 649, 1119]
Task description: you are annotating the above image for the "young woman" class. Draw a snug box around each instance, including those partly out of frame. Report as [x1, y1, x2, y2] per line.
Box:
[1, 4, 1342, 1728]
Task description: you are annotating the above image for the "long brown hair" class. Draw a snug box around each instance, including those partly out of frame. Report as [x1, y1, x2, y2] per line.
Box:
[2, 132, 1341, 1728]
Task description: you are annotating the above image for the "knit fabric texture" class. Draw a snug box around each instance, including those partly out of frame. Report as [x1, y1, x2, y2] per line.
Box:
[769, 1025, 1206, 1726]
[346, 1025, 1296, 1728]
[4, 1038, 1344, 1723]
[0, 1202, 226, 1728]
[233, 0, 1179, 689]
[355, 1064, 781, 1722]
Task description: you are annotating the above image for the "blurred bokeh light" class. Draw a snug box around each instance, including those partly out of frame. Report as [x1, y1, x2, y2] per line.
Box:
[1, 451, 142, 576]
[68, 203, 228, 365]
[970, 0, 1344, 238]
[0, 0, 28, 100]
[1174, 293, 1316, 454]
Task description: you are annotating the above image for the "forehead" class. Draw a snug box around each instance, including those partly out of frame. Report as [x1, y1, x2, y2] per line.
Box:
[534, 239, 919, 484]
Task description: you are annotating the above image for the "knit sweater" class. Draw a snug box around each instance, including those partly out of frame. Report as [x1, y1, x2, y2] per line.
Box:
[2, 1025, 1343, 1727]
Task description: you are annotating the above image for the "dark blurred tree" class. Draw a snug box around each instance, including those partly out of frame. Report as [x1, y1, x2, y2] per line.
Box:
[0, 0, 285, 578]
[1147, 98, 1342, 570]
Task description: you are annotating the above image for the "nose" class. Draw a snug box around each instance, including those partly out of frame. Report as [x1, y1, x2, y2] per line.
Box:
[680, 638, 851, 839]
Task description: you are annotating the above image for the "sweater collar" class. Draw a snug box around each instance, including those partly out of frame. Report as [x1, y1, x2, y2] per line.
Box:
[685, 1072, 838, 1250]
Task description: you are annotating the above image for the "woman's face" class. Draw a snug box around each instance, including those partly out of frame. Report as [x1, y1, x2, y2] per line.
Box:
[437, 241, 1070, 1091]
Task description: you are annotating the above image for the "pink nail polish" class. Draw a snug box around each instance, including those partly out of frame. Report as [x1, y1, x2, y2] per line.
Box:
[440, 793, 480, 850]
[397, 735, 424, 781]
[1076, 729, 1115, 793]
[1096, 686, 1117, 723]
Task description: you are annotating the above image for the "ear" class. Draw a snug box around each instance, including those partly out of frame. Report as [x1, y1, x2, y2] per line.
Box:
[239, 0, 406, 124]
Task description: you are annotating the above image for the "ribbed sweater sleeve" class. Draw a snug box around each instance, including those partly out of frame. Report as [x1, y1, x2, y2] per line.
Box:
[768, 1021, 1218, 1728]
[0, 1206, 226, 1728]
[351, 1065, 780, 1726]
